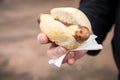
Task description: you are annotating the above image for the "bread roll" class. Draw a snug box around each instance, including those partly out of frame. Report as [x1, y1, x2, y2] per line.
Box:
[39, 7, 92, 50]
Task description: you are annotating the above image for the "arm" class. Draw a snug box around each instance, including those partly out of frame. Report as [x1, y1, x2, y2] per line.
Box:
[79, 0, 116, 55]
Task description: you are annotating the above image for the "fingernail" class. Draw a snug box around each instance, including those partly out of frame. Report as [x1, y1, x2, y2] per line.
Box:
[37, 34, 42, 40]
[68, 58, 75, 65]
[57, 47, 66, 55]
[37, 34, 46, 43]
[69, 52, 74, 58]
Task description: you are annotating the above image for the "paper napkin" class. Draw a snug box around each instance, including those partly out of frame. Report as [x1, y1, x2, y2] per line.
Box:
[48, 35, 103, 67]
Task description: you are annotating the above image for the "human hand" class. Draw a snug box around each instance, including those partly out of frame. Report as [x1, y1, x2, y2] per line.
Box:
[37, 33, 87, 65]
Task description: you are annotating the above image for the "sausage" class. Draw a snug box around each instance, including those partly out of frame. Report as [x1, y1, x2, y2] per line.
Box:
[74, 26, 90, 42]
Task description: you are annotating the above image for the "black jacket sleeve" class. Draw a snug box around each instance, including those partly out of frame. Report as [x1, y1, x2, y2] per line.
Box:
[78, 0, 116, 55]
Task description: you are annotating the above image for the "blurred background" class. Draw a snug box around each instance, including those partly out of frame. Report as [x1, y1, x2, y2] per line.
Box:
[0, 0, 118, 80]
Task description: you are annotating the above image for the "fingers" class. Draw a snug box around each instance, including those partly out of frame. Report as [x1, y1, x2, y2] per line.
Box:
[37, 33, 67, 58]
[67, 58, 75, 65]
[38, 33, 67, 58]
[73, 50, 86, 60]
[63, 50, 87, 65]
[63, 52, 75, 65]
[37, 33, 67, 59]
[47, 43, 67, 58]
[37, 33, 49, 44]
[37, 33, 86, 65]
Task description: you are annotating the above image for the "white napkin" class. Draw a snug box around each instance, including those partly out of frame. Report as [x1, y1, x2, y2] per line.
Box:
[48, 35, 103, 67]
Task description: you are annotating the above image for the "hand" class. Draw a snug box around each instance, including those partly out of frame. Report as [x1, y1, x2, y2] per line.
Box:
[37, 33, 87, 65]
[37, 14, 87, 65]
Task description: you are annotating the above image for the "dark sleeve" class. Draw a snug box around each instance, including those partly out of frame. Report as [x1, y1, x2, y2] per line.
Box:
[78, 0, 116, 55]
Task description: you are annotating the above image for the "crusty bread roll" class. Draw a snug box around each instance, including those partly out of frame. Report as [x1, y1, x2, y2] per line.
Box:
[39, 7, 92, 50]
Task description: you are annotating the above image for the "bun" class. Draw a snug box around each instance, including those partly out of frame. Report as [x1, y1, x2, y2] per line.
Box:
[51, 7, 92, 33]
[39, 7, 92, 50]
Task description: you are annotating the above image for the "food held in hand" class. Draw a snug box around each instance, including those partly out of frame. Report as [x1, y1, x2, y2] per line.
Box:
[39, 7, 92, 50]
